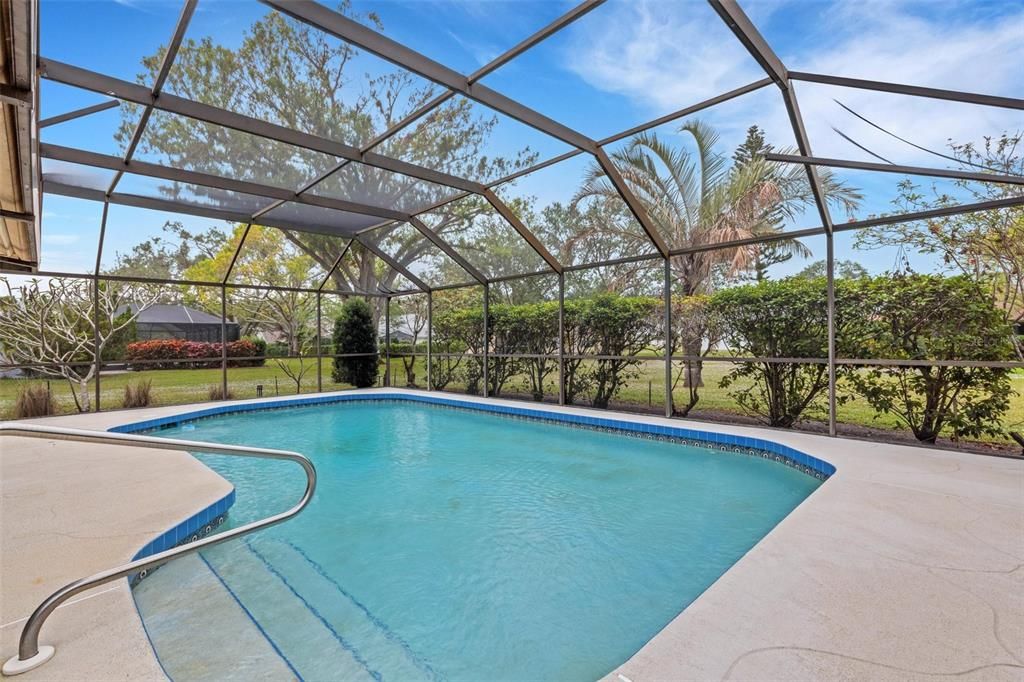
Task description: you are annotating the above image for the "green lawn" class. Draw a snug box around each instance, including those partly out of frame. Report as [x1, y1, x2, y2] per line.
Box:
[3, 358, 1020, 448]
[0, 359, 356, 416]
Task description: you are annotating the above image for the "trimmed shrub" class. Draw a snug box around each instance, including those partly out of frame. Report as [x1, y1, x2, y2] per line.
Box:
[244, 336, 267, 359]
[122, 379, 153, 408]
[13, 384, 55, 419]
[124, 339, 264, 369]
[709, 277, 835, 427]
[844, 274, 1015, 443]
[332, 299, 378, 388]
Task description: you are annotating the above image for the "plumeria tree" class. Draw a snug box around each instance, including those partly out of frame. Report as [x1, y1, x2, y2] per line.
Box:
[0, 277, 160, 412]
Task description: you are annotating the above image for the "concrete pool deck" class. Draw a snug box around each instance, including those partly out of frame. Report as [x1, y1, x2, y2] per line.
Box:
[0, 411, 234, 680]
[0, 388, 1021, 680]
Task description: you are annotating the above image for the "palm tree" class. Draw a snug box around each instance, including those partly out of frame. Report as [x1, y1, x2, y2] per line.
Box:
[575, 120, 861, 410]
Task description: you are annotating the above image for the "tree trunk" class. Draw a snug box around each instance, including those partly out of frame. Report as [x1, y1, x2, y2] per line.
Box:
[75, 378, 91, 413]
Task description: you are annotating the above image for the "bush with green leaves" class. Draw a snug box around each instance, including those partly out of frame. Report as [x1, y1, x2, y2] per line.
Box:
[502, 301, 560, 401]
[332, 298, 378, 388]
[844, 274, 1015, 443]
[574, 295, 661, 408]
[710, 277, 837, 427]
[242, 336, 267, 359]
[431, 294, 659, 406]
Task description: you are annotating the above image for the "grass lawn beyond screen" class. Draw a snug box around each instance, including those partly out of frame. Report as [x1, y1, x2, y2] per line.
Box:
[1, 359, 1020, 448]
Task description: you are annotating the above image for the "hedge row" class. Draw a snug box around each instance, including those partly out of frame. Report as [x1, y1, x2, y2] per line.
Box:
[124, 339, 265, 369]
[423, 274, 1017, 442]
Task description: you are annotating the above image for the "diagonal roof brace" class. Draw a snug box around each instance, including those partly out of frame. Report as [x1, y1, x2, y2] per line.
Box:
[41, 143, 412, 222]
[707, 0, 833, 232]
[481, 189, 563, 274]
[261, 0, 596, 152]
[39, 100, 120, 128]
[594, 148, 670, 257]
[707, 0, 787, 87]
[354, 236, 431, 293]
[406, 216, 488, 285]
[766, 153, 1024, 186]
[782, 92, 834, 232]
[39, 59, 486, 195]
[109, 0, 199, 195]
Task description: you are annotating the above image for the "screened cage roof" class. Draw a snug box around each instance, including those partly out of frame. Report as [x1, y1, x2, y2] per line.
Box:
[3, 0, 1022, 291]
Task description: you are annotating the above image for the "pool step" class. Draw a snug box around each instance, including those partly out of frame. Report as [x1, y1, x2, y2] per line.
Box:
[131, 553, 300, 681]
[201, 541, 379, 681]
[254, 538, 438, 681]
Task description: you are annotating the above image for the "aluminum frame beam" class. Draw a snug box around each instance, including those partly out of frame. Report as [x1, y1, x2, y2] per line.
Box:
[259, 0, 669, 260]
[43, 180, 377, 238]
[39, 100, 119, 128]
[39, 59, 486, 195]
[481, 188, 563, 273]
[594, 147, 670, 256]
[407, 216, 487, 285]
[41, 143, 410, 222]
[354, 235, 430, 292]
[108, 0, 198, 195]
[789, 71, 1024, 111]
[707, 0, 834, 233]
[766, 153, 1024, 186]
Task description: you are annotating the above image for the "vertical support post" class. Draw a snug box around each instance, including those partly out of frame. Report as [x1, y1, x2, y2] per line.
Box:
[316, 292, 323, 393]
[384, 296, 391, 387]
[220, 285, 228, 400]
[92, 276, 101, 413]
[826, 232, 837, 436]
[426, 291, 433, 391]
[663, 258, 673, 419]
[558, 272, 565, 406]
[92, 202, 109, 413]
[482, 284, 490, 399]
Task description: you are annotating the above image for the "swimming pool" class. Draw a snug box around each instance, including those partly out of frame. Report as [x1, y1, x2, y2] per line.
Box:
[131, 397, 826, 681]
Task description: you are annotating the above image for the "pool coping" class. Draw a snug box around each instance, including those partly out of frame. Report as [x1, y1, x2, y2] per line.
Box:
[5, 388, 1021, 680]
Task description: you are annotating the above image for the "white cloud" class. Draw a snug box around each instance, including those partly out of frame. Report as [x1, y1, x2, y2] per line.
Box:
[43, 234, 80, 247]
[565, 0, 1024, 165]
[564, 1, 762, 117]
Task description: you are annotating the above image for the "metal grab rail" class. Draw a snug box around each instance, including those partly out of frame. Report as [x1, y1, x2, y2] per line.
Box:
[0, 422, 317, 676]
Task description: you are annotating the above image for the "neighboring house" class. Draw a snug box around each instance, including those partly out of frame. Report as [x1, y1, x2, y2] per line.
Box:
[379, 313, 421, 344]
[118, 304, 240, 343]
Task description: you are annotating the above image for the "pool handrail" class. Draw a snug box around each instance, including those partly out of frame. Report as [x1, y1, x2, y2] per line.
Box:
[0, 422, 317, 677]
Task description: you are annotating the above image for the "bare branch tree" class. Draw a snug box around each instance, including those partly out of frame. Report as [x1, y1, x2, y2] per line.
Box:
[0, 277, 160, 412]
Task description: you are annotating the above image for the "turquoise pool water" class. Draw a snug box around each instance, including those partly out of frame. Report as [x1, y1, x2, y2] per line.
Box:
[135, 400, 822, 681]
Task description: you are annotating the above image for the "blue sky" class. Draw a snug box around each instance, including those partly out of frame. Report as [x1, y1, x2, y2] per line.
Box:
[36, 0, 1024, 278]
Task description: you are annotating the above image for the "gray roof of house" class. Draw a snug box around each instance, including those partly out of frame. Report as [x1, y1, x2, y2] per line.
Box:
[118, 303, 228, 326]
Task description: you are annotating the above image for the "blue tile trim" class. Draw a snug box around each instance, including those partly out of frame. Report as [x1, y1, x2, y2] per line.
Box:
[110, 393, 835, 481]
[129, 489, 236, 587]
